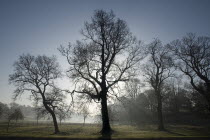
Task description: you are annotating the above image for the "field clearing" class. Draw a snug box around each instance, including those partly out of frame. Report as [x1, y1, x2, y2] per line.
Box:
[0, 121, 210, 139]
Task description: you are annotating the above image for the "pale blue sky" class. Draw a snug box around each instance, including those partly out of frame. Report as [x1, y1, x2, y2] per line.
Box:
[0, 0, 210, 105]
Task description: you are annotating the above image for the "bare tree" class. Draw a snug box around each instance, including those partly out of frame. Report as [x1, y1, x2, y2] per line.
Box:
[9, 54, 62, 134]
[125, 78, 142, 100]
[169, 33, 210, 112]
[59, 10, 143, 134]
[81, 105, 90, 126]
[142, 39, 174, 130]
[5, 109, 14, 132]
[122, 78, 142, 125]
[5, 106, 24, 132]
[0, 102, 7, 118]
[34, 106, 48, 125]
[13, 108, 24, 124]
[56, 103, 71, 126]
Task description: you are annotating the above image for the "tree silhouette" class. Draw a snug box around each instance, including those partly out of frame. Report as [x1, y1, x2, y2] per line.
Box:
[169, 33, 210, 112]
[143, 39, 174, 130]
[9, 54, 62, 134]
[59, 10, 143, 134]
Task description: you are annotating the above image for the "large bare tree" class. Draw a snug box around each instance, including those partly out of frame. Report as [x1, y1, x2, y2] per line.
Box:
[9, 54, 62, 134]
[143, 39, 174, 130]
[169, 33, 210, 112]
[59, 10, 143, 134]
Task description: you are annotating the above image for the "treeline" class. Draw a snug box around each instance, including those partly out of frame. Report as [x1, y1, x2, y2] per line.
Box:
[0, 102, 29, 121]
[0, 102, 71, 125]
[108, 78, 210, 126]
[0, 102, 26, 132]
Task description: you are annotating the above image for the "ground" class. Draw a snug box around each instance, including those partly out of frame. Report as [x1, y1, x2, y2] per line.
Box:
[0, 121, 210, 139]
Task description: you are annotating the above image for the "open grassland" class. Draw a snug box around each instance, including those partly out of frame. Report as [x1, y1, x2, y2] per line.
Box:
[0, 121, 210, 139]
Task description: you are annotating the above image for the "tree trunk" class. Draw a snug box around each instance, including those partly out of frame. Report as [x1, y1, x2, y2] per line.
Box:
[157, 92, 164, 131]
[37, 117, 38, 125]
[51, 113, 59, 133]
[206, 87, 210, 112]
[206, 94, 210, 112]
[43, 104, 59, 134]
[7, 120, 11, 132]
[101, 94, 111, 134]
[83, 117, 86, 126]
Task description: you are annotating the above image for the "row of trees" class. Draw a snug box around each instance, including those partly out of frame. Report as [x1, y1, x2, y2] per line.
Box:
[0, 102, 24, 132]
[141, 34, 210, 130]
[108, 77, 209, 126]
[9, 10, 210, 134]
[0, 102, 91, 127]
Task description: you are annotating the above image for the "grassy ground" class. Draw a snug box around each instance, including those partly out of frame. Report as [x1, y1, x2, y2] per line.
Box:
[0, 121, 210, 139]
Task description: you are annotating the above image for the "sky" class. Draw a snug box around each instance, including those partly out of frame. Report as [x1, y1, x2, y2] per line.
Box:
[0, 0, 210, 106]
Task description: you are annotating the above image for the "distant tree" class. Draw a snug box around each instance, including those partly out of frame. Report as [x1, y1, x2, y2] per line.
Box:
[0, 102, 9, 119]
[9, 54, 62, 134]
[5, 107, 24, 132]
[0, 102, 7, 118]
[163, 78, 192, 114]
[123, 78, 142, 125]
[169, 33, 210, 112]
[5, 109, 13, 132]
[59, 10, 143, 134]
[125, 78, 142, 100]
[9, 103, 24, 124]
[144, 89, 157, 114]
[142, 39, 174, 130]
[0, 103, 3, 118]
[115, 79, 152, 125]
[189, 89, 208, 113]
[56, 103, 71, 126]
[107, 105, 118, 124]
[81, 105, 90, 126]
[34, 106, 48, 125]
[13, 108, 24, 124]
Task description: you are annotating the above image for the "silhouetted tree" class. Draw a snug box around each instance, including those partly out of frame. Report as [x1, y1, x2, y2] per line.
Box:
[9, 54, 61, 134]
[59, 10, 143, 134]
[142, 39, 174, 130]
[169, 33, 210, 112]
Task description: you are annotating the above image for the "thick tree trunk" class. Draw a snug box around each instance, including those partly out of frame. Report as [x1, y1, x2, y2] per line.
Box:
[51, 112, 59, 134]
[101, 94, 111, 134]
[157, 92, 165, 131]
[43, 104, 59, 134]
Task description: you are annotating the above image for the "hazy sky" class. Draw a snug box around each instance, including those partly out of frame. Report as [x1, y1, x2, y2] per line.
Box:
[0, 0, 210, 105]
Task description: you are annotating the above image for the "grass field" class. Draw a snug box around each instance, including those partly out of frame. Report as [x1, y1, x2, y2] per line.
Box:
[0, 121, 210, 139]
